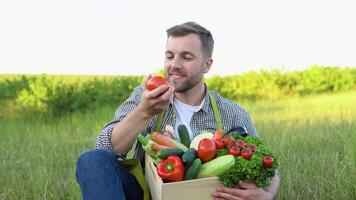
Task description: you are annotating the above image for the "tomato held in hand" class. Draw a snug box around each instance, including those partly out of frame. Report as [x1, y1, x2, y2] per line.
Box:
[197, 138, 217, 163]
[263, 156, 274, 168]
[146, 76, 169, 91]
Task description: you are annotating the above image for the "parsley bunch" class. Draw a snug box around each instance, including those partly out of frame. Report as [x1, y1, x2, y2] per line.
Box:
[218, 134, 278, 188]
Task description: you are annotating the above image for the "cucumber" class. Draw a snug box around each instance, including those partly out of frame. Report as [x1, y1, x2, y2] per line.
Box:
[178, 124, 191, 148]
[156, 148, 184, 159]
[154, 157, 163, 165]
[182, 148, 197, 168]
[196, 155, 235, 178]
[184, 158, 202, 180]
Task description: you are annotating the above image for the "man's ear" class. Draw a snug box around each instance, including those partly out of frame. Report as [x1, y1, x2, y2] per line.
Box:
[203, 58, 213, 73]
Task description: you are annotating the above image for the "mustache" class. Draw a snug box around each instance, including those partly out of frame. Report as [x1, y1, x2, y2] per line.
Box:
[168, 70, 185, 76]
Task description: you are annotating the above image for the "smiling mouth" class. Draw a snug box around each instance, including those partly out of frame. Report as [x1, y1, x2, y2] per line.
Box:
[168, 74, 184, 84]
[169, 72, 184, 77]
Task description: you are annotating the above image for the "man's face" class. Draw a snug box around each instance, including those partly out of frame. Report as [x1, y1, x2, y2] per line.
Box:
[164, 34, 212, 93]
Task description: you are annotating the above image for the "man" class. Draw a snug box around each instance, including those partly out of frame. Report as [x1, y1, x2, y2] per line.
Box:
[76, 22, 280, 200]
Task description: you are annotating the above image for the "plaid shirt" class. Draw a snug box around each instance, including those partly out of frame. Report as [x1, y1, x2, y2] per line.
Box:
[95, 85, 258, 162]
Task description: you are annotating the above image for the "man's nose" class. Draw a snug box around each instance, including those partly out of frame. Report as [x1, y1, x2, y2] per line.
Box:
[171, 57, 182, 69]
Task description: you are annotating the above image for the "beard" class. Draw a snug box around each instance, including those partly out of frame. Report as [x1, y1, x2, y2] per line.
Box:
[166, 70, 203, 93]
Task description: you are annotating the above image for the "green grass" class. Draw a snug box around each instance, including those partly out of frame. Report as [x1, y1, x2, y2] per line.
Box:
[1, 91, 355, 199]
[0, 107, 115, 200]
[244, 91, 356, 199]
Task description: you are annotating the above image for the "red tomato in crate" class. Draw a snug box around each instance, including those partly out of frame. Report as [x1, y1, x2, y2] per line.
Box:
[263, 156, 274, 168]
[146, 76, 169, 91]
[214, 139, 224, 149]
[197, 138, 217, 162]
[228, 145, 241, 157]
[235, 139, 247, 148]
[249, 144, 256, 152]
[222, 136, 234, 147]
[241, 148, 253, 160]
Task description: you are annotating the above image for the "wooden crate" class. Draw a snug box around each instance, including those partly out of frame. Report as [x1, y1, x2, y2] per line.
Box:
[145, 154, 223, 200]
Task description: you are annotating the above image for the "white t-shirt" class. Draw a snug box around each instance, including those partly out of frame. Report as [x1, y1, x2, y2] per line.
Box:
[173, 97, 205, 141]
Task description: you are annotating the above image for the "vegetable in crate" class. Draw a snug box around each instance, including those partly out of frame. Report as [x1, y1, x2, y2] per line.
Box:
[182, 148, 197, 167]
[184, 158, 202, 180]
[156, 148, 184, 160]
[178, 124, 191, 148]
[197, 138, 216, 163]
[218, 134, 279, 188]
[196, 154, 235, 178]
[137, 134, 158, 158]
[157, 155, 185, 182]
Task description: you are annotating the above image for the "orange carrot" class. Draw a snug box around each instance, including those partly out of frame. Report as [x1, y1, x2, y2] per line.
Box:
[212, 130, 225, 140]
[150, 132, 177, 148]
[152, 143, 171, 152]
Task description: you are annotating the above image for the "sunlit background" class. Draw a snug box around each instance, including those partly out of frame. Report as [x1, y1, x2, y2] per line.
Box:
[1, 1, 356, 200]
[1, 0, 355, 76]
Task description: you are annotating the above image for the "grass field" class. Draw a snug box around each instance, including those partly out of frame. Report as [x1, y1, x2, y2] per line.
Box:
[0, 91, 355, 199]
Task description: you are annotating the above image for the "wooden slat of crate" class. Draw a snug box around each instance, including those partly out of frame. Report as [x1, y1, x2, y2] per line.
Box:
[145, 154, 223, 200]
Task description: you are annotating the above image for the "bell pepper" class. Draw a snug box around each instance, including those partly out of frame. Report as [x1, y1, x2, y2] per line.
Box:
[157, 155, 184, 182]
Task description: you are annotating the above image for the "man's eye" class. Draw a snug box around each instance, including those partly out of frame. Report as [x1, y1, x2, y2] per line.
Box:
[166, 55, 173, 59]
[184, 56, 193, 60]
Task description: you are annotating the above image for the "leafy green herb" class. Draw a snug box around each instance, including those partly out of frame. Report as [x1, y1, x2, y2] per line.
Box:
[216, 148, 228, 157]
[218, 134, 278, 188]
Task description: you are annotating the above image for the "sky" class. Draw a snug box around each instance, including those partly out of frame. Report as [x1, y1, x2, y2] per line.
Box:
[0, 0, 355, 76]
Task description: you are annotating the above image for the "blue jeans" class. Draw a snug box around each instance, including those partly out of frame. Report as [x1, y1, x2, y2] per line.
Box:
[76, 149, 143, 200]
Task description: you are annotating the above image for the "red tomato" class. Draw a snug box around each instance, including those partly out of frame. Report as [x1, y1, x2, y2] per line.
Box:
[249, 144, 256, 152]
[228, 145, 240, 157]
[241, 148, 253, 160]
[146, 76, 169, 91]
[214, 139, 224, 149]
[222, 137, 234, 148]
[235, 139, 247, 148]
[263, 156, 274, 168]
[197, 138, 217, 163]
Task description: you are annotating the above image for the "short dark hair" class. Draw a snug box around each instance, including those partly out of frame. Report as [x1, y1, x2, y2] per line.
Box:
[166, 22, 214, 58]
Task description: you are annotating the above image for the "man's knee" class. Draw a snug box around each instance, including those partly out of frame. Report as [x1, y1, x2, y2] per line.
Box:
[77, 149, 114, 166]
[76, 149, 117, 177]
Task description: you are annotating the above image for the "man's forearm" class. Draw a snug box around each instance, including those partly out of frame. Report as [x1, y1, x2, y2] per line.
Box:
[111, 106, 152, 153]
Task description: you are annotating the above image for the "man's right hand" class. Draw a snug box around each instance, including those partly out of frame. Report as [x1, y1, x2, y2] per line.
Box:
[137, 75, 174, 118]
[111, 75, 174, 153]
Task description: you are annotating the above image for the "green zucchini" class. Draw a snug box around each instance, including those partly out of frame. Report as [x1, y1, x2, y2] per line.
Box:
[182, 148, 197, 168]
[184, 158, 202, 180]
[156, 148, 184, 159]
[178, 124, 191, 148]
[196, 155, 235, 178]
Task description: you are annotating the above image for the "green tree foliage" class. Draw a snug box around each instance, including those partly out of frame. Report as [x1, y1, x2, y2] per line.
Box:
[12, 75, 143, 117]
[0, 66, 355, 117]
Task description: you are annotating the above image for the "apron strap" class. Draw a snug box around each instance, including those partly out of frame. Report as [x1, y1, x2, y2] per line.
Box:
[154, 111, 165, 132]
[208, 91, 223, 131]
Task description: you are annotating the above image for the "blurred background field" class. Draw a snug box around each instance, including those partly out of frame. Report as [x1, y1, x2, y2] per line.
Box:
[0, 66, 355, 199]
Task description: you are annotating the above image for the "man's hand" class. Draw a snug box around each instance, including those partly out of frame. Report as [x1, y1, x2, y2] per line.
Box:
[213, 181, 275, 200]
[137, 75, 174, 118]
[111, 75, 174, 153]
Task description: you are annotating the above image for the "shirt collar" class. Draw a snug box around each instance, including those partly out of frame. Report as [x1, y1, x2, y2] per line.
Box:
[169, 84, 211, 113]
